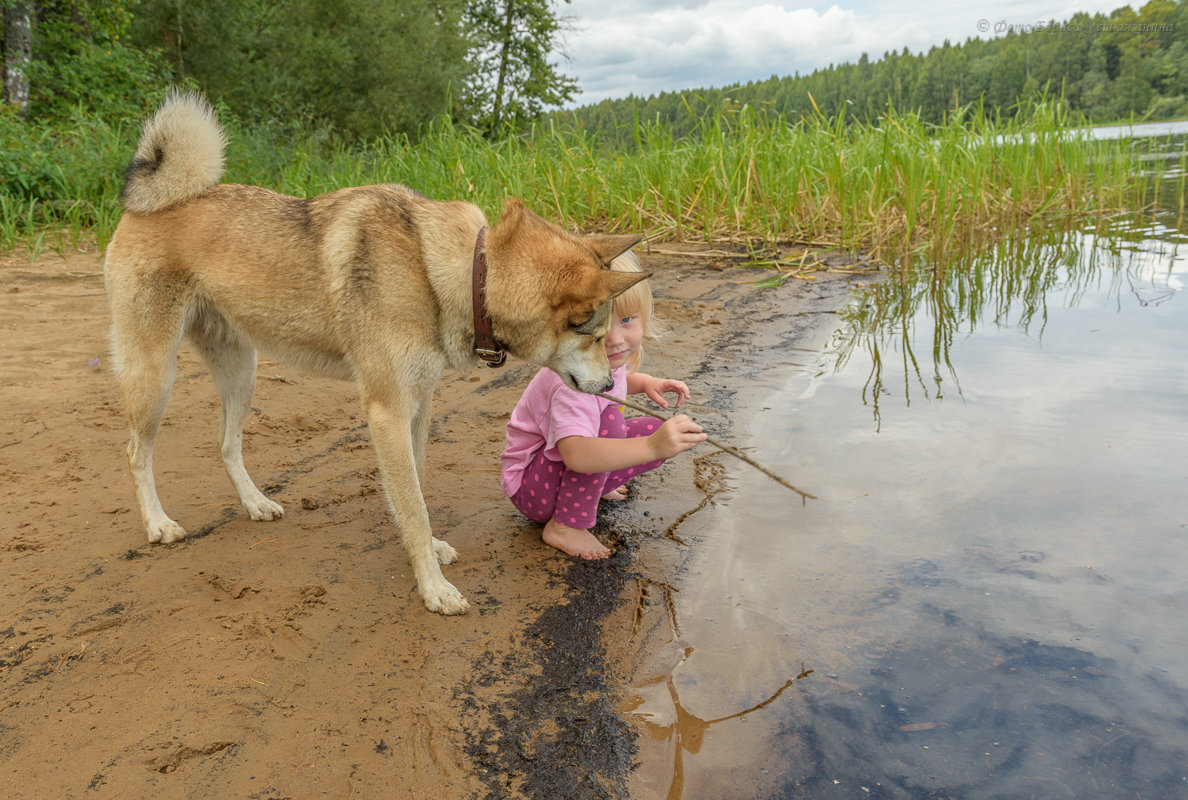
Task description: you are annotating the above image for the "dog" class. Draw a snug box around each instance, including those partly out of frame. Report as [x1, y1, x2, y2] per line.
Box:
[103, 90, 645, 615]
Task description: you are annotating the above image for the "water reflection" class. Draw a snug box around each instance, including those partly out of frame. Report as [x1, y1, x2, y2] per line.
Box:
[628, 650, 812, 800]
[829, 227, 1184, 429]
[630, 224, 1188, 798]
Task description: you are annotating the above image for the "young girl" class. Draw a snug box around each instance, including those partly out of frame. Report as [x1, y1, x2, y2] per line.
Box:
[500, 253, 706, 559]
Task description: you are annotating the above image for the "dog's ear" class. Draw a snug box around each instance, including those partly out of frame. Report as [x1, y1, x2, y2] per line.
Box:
[586, 233, 641, 264]
[498, 198, 527, 230]
[560, 269, 650, 328]
[596, 269, 651, 304]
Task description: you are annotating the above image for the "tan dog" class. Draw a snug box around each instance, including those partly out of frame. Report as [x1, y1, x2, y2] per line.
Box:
[104, 91, 645, 615]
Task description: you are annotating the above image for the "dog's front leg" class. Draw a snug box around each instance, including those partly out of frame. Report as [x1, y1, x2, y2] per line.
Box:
[363, 391, 469, 615]
[411, 394, 458, 567]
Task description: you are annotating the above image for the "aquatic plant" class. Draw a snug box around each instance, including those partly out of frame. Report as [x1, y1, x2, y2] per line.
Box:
[0, 99, 1152, 259]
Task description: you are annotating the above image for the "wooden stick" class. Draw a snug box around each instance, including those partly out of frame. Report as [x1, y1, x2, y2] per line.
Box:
[598, 393, 817, 502]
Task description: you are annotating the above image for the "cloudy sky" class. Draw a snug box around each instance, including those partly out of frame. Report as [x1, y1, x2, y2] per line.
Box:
[557, 0, 1136, 105]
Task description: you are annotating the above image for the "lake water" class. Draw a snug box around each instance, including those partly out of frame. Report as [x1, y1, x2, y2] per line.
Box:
[628, 138, 1188, 798]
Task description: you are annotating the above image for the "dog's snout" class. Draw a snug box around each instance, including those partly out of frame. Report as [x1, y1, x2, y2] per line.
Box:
[565, 370, 615, 395]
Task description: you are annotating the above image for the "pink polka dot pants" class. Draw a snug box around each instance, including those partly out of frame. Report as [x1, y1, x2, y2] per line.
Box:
[510, 407, 664, 529]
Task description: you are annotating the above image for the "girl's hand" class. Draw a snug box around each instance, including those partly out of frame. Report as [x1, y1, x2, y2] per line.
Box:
[649, 415, 707, 460]
[642, 376, 690, 409]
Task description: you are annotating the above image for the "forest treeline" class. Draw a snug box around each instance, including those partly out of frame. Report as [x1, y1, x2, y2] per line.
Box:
[4, 1, 1186, 145]
[563, 1, 1188, 142]
[1, 0, 574, 140]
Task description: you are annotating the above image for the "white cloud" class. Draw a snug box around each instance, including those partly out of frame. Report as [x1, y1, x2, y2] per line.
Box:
[557, 0, 1136, 105]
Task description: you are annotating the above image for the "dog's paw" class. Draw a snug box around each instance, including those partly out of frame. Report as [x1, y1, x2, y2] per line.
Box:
[421, 580, 470, 616]
[245, 495, 284, 521]
[432, 537, 459, 565]
[148, 518, 188, 544]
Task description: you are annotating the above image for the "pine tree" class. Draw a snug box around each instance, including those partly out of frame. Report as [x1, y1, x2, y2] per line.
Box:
[464, 0, 577, 136]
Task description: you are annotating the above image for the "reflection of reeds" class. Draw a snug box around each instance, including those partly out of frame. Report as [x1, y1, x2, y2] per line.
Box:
[831, 222, 1183, 429]
[0, 100, 1150, 257]
[827, 123, 1185, 429]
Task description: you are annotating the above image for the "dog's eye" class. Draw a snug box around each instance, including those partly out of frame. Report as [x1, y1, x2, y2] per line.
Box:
[571, 302, 611, 335]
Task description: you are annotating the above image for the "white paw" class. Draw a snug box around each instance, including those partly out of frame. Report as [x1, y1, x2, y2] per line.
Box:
[421, 579, 469, 615]
[245, 495, 284, 521]
[432, 537, 459, 565]
[148, 518, 188, 544]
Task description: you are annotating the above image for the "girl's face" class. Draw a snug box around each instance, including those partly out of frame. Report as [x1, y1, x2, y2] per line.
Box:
[604, 306, 644, 370]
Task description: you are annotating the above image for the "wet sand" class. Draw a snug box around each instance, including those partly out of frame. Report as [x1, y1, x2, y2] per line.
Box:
[0, 241, 856, 799]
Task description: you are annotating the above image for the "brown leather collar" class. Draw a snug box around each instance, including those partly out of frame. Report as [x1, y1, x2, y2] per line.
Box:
[471, 227, 506, 367]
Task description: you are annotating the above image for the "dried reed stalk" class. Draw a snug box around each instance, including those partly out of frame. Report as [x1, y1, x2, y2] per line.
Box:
[598, 393, 817, 503]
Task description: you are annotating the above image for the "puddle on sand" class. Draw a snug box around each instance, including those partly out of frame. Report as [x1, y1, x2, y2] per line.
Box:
[628, 228, 1188, 800]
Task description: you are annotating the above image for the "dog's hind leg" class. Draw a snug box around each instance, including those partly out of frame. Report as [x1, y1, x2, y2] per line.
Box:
[189, 307, 284, 523]
[362, 384, 469, 615]
[110, 296, 189, 544]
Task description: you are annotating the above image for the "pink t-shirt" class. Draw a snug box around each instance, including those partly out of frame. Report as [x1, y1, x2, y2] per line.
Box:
[500, 366, 628, 497]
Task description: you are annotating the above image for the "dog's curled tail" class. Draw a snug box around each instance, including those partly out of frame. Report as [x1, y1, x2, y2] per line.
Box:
[121, 90, 227, 215]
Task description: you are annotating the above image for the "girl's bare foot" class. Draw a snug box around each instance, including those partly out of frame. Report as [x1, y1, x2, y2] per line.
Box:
[542, 518, 611, 560]
[601, 484, 628, 501]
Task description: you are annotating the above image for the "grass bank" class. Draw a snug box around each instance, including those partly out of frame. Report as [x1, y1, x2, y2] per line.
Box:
[0, 101, 1165, 262]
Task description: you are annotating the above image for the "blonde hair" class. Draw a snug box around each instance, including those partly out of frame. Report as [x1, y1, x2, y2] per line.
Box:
[607, 250, 662, 372]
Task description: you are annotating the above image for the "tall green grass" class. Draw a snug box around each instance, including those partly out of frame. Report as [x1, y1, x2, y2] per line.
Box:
[0, 100, 1151, 260]
[0, 107, 130, 256]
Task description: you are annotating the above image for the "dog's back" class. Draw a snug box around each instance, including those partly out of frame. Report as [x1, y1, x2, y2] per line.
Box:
[107, 91, 361, 378]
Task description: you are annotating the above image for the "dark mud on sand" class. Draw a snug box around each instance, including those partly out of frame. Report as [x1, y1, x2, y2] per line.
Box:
[0, 242, 857, 798]
[462, 534, 639, 799]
